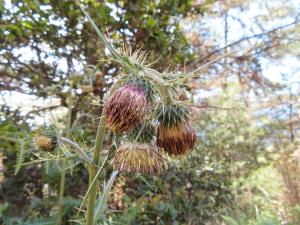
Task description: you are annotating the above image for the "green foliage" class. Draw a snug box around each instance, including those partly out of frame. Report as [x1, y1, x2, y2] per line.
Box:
[110, 161, 234, 225]
[0, 203, 9, 218]
[14, 139, 27, 175]
[21, 218, 56, 225]
[222, 212, 282, 225]
[0, 119, 84, 224]
[289, 205, 300, 225]
[1, 0, 202, 101]
[195, 82, 278, 178]
[221, 215, 240, 225]
[112, 204, 141, 225]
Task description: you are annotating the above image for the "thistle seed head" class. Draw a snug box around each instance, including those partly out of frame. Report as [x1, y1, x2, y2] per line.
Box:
[112, 142, 166, 174]
[104, 84, 147, 133]
[33, 136, 56, 152]
[32, 125, 57, 152]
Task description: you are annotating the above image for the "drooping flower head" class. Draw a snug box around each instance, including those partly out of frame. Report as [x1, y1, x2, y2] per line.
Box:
[104, 84, 147, 133]
[112, 142, 166, 174]
[112, 123, 166, 174]
[33, 125, 57, 152]
[157, 104, 197, 156]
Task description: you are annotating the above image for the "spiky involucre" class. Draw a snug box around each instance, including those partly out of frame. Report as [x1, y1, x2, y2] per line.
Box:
[104, 84, 147, 133]
[127, 78, 155, 102]
[127, 122, 156, 143]
[157, 104, 197, 156]
[112, 142, 166, 174]
[157, 103, 189, 128]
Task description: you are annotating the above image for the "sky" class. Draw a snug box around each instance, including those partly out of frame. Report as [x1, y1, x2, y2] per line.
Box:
[185, 0, 300, 84]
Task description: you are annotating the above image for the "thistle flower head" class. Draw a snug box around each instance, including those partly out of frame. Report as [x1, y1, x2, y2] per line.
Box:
[112, 142, 166, 174]
[104, 84, 147, 133]
[157, 120, 197, 156]
[157, 104, 197, 156]
[32, 125, 57, 152]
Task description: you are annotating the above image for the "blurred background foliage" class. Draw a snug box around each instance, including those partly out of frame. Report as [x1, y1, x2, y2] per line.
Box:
[1, 0, 300, 224]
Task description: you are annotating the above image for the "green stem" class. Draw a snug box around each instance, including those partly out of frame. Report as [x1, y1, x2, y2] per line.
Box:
[143, 68, 173, 105]
[57, 96, 73, 224]
[86, 110, 106, 225]
[57, 159, 66, 222]
[157, 84, 173, 105]
[76, 2, 125, 66]
[0, 136, 19, 143]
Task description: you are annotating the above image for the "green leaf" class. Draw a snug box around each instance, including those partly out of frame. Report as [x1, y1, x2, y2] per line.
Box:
[0, 202, 9, 217]
[23, 21, 32, 29]
[14, 139, 27, 175]
[147, 18, 156, 28]
[221, 215, 240, 225]
[22, 217, 56, 225]
[93, 171, 119, 224]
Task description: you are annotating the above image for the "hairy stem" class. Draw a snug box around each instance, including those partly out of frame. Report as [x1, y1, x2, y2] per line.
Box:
[86, 110, 106, 225]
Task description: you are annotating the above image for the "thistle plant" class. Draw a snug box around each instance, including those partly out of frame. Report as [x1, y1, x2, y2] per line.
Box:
[75, 3, 199, 224]
[23, 2, 201, 224]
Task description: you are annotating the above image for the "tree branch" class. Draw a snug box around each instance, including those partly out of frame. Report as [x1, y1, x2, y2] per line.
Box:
[26, 105, 62, 115]
[199, 19, 300, 62]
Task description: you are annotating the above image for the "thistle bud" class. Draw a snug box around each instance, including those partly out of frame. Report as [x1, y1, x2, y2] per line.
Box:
[104, 84, 147, 133]
[112, 142, 166, 174]
[33, 126, 57, 152]
[157, 104, 197, 156]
